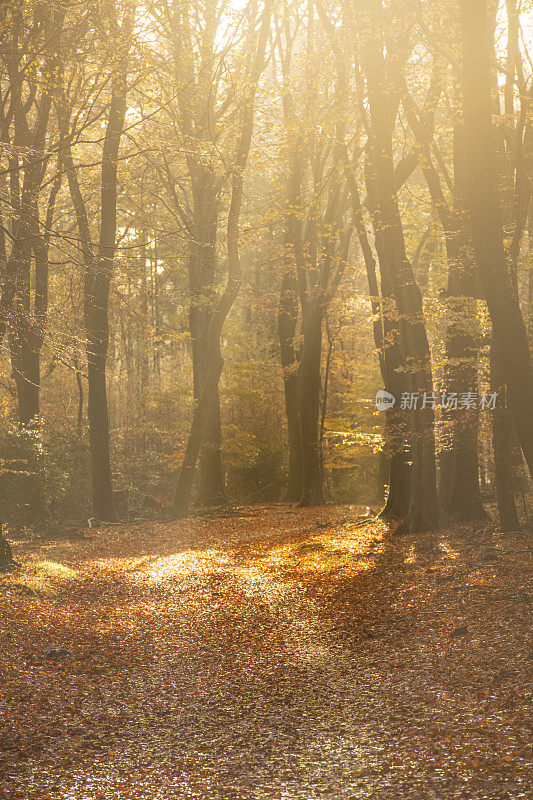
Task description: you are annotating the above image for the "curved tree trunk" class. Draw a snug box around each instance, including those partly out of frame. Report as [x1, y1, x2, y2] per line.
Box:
[172, 1, 271, 516]
[355, 3, 440, 534]
[341, 145, 412, 518]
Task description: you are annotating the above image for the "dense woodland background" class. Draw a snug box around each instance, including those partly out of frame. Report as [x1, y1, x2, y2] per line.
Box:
[1, 0, 532, 536]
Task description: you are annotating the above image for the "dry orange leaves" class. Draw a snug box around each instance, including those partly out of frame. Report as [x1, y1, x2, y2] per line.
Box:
[0, 505, 531, 799]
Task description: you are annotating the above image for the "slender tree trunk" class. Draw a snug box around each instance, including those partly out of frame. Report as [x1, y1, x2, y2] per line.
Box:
[0, 8, 63, 345]
[75, 367, 84, 438]
[342, 150, 411, 517]
[490, 343, 520, 531]
[298, 300, 324, 506]
[85, 11, 134, 521]
[9, 223, 39, 424]
[527, 195, 533, 350]
[459, 0, 533, 479]
[278, 266, 303, 501]
[138, 233, 149, 456]
[6, 158, 46, 429]
[319, 318, 335, 501]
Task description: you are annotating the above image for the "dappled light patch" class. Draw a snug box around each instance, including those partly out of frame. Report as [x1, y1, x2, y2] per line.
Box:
[0, 559, 77, 599]
[466, 570, 499, 587]
[438, 540, 460, 560]
[405, 544, 417, 564]
[141, 549, 234, 586]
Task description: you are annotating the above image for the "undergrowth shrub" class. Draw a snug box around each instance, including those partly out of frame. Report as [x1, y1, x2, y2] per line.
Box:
[0, 420, 91, 529]
[0, 423, 46, 528]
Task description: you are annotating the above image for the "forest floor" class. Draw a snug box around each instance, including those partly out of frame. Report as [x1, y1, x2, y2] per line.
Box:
[0, 504, 532, 800]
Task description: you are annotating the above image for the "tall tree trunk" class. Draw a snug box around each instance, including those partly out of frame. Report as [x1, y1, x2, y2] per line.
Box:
[9, 218, 39, 424]
[85, 9, 134, 521]
[0, 7, 63, 344]
[459, 0, 533, 479]
[278, 265, 303, 501]
[341, 147, 412, 517]
[173, 1, 271, 516]
[198, 395, 225, 505]
[10, 322, 40, 425]
[402, 82, 486, 522]
[358, 10, 440, 532]
[296, 185, 346, 508]
[6, 157, 46, 429]
[441, 129, 485, 521]
[138, 232, 149, 456]
[188, 174, 225, 506]
[490, 344, 520, 531]
[298, 300, 324, 506]
[527, 194, 533, 350]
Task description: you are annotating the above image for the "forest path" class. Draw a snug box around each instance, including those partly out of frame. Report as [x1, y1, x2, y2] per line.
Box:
[1, 504, 531, 799]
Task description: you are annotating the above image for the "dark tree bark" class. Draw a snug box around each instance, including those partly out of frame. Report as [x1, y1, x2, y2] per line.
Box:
[0, 7, 64, 424]
[339, 128, 411, 518]
[60, 4, 135, 521]
[161, 0, 251, 508]
[298, 299, 325, 506]
[188, 169, 225, 506]
[439, 135, 485, 522]
[273, 16, 349, 508]
[0, 529, 20, 572]
[401, 68, 486, 522]
[319, 317, 336, 501]
[296, 187, 352, 507]
[490, 9, 532, 521]
[9, 175, 61, 427]
[276, 107, 304, 501]
[75, 366, 84, 438]
[459, 0, 533, 480]
[490, 344, 520, 531]
[10, 295, 40, 425]
[356, 1, 440, 533]
[362, 164, 413, 519]
[173, 2, 271, 516]
[86, 41, 131, 521]
[529, 199, 533, 354]
[278, 262, 303, 501]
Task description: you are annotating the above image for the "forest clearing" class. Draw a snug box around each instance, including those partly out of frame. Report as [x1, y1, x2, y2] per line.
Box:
[0, 505, 532, 799]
